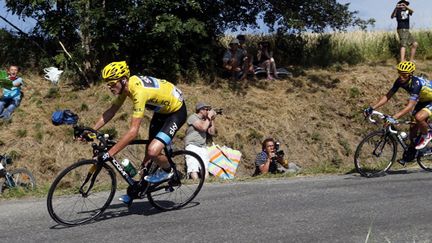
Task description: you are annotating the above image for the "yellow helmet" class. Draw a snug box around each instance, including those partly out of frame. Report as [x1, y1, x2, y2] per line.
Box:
[101, 61, 130, 83]
[396, 61, 415, 73]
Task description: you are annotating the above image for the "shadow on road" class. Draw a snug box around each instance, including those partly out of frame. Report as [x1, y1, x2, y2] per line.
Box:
[49, 200, 200, 229]
[343, 168, 427, 180]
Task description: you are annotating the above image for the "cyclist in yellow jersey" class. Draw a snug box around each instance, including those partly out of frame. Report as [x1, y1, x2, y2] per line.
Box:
[92, 61, 187, 205]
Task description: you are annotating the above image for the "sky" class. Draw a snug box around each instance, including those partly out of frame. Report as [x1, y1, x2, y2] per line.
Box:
[0, 0, 431, 33]
[339, 0, 432, 31]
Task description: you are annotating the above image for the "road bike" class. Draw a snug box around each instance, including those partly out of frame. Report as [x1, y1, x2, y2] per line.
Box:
[0, 154, 36, 193]
[354, 110, 432, 177]
[47, 126, 205, 226]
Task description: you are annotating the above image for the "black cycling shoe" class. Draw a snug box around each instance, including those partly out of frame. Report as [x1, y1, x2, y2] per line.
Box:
[397, 159, 409, 166]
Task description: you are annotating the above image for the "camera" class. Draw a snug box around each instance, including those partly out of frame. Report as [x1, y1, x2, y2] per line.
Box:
[274, 142, 285, 157]
[270, 141, 285, 162]
[214, 108, 223, 115]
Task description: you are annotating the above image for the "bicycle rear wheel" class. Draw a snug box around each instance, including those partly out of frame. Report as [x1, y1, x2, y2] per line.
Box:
[147, 150, 205, 210]
[0, 168, 36, 193]
[47, 160, 117, 226]
[354, 130, 397, 177]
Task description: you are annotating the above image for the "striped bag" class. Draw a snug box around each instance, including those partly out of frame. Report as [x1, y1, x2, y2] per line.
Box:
[207, 144, 241, 179]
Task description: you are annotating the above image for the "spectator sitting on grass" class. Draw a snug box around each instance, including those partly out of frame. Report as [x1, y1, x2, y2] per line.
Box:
[253, 138, 301, 176]
[222, 38, 249, 80]
[0, 65, 23, 120]
[236, 34, 256, 80]
[184, 102, 217, 179]
[257, 41, 278, 80]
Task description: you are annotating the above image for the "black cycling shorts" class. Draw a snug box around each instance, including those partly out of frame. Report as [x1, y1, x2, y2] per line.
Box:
[413, 102, 432, 117]
[149, 102, 187, 145]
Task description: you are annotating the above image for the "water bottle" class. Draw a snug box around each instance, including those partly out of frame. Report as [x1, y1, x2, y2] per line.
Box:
[400, 131, 408, 140]
[121, 159, 137, 177]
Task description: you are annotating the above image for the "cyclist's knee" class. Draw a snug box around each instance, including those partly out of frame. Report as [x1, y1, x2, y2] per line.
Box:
[147, 140, 165, 158]
[415, 112, 429, 122]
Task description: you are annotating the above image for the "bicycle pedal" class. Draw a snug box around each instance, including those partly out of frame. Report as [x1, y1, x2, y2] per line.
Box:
[137, 191, 147, 199]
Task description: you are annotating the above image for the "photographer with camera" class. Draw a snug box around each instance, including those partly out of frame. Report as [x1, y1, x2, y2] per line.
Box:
[253, 138, 301, 176]
[184, 102, 220, 179]
[391, 0, 417, 62]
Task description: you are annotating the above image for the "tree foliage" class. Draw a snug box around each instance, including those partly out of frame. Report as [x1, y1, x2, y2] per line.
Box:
[4, 0, 373, 83]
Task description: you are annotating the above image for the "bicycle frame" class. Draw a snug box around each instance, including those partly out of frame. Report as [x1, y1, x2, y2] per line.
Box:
[81, 138, 178, 198]
[387, 126, 409, 151]
[366, 110, 432, 158]
[4, 172, 16, 188]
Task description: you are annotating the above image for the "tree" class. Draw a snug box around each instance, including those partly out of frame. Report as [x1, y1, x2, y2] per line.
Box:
[4, 0, 373, 83]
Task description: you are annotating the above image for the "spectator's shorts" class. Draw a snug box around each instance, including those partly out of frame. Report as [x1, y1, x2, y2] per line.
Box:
[397, 29, 416, 48]
[185, 144, 209, 173]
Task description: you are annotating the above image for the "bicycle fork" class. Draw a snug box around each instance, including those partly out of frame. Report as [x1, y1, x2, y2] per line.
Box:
[373, 135, 390, 157]
[79, 163, 103, 197]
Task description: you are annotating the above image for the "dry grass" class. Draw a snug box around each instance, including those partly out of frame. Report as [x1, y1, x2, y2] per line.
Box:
[1, 60, 432, 186]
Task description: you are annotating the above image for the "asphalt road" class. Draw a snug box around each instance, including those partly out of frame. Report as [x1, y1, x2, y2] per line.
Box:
[2, 170, 432, 242]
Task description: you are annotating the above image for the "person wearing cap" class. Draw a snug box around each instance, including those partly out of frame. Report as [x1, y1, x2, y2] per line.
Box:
[222, 38, 248, 80]
[391, 0, 418, 62]
[184, 102, 217, 179]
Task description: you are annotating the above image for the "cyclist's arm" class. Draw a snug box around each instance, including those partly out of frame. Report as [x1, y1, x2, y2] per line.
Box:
[393, 99, 416, 119]
[371, 91, 395, 110]
[94, 104, 121, 130]
[107, 117, 142, 156]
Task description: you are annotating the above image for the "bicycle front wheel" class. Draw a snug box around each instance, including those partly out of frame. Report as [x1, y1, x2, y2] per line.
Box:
[147, 150, 205, 210]
[47, 160, 117, 226]
[354, 130, 397, 177]
[0, 168, 36, 193]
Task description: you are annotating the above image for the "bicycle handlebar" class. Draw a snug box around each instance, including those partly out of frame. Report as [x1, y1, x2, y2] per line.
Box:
[73, 125, 113, 148]
[367, 110, 399, 134]
[368, 110, 385, 123]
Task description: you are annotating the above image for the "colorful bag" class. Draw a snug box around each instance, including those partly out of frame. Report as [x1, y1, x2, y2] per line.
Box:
[207, 144, 241, 179]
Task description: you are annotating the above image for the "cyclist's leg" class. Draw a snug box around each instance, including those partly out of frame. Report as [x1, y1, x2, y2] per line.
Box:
[144, 103, 187, 182]
[414, 105, 432, 149]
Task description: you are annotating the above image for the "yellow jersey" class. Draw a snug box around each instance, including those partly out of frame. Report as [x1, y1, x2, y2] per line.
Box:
[113, 75, 184, 118]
